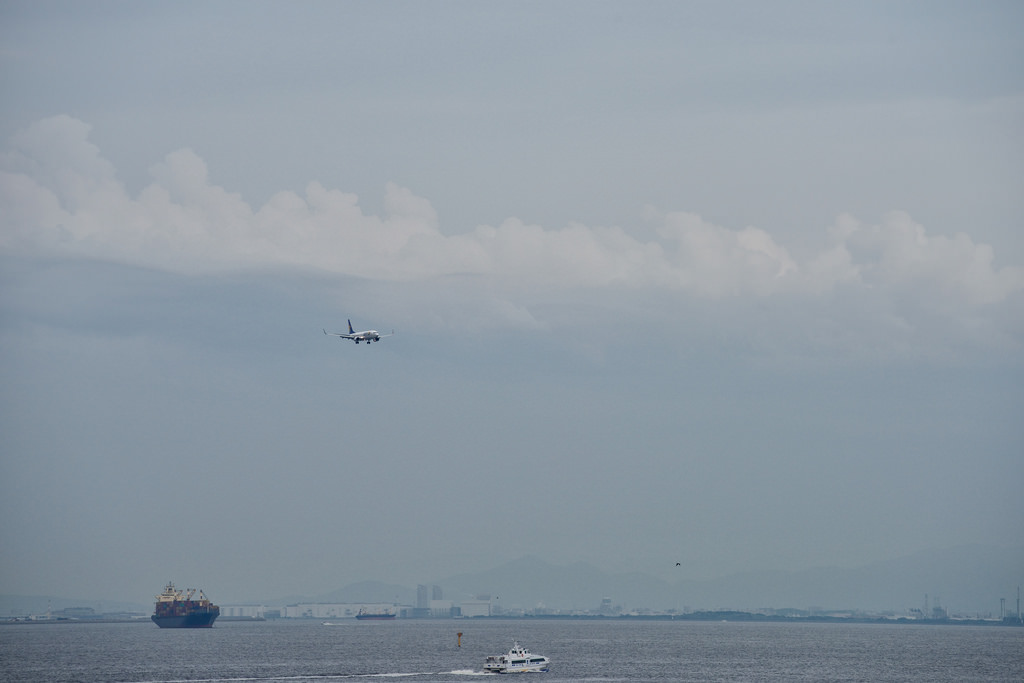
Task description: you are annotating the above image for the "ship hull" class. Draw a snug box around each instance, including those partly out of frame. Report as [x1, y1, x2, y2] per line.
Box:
[355, 614, 396, 620]
[151, 612, 219, 628]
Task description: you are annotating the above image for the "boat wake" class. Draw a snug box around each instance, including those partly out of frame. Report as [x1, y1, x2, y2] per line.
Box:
[128, 669, 496, 682]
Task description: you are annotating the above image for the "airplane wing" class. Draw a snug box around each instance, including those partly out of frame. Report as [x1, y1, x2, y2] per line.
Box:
[323, 329, 356, 339]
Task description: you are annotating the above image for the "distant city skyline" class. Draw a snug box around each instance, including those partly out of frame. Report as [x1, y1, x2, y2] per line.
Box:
[3, 545, 1021, 620]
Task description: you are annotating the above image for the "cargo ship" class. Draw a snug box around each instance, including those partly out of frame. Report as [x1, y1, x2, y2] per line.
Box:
[355, 608, 396, 620]
[151, 582, 220, 628]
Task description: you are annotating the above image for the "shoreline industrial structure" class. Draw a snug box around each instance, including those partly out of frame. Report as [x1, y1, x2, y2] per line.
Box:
[277, 584, 492, 619]
[258, 586, 1024, 623]
[4, 586, 1021, 624]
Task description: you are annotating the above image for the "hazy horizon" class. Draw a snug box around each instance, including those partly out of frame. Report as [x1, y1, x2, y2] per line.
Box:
[3, 544, 1023, 617]
[2, 2, 1022, 607]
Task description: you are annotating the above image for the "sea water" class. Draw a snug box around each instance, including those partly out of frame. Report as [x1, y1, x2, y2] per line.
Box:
[1, 618, 1022, 682]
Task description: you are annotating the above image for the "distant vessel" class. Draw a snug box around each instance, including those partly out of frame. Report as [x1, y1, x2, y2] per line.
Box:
[355, 608, 396, 620]
[484, 641, 550, 673]
[151, 582, 219, 628]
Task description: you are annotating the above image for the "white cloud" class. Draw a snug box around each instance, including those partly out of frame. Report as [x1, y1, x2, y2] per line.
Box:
[1, 116, 1021, 352]
[837, 211, 1022, 308]
[654, 211, 798, 296]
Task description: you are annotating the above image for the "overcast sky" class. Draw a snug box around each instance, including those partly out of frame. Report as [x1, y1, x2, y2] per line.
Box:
[1, 1, 1022, 605]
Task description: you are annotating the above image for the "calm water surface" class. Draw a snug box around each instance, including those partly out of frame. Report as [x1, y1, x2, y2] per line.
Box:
[2, 619, 1022, 682]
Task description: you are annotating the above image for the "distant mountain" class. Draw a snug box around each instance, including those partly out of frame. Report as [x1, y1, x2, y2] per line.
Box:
[435, 555, 673, 611]
[681, 544, 1024, 614]
[315, 581, 415, 605]
[0, 594, 150, 618]
[261, 581, 416, 608]
[430, 546, 1024, 615]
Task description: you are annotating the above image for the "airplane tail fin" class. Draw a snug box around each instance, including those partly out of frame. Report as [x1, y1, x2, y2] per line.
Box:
[348, 319, 354, 334]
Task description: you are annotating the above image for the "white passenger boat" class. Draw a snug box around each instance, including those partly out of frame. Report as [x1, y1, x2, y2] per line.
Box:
[484, 641, 550, 673]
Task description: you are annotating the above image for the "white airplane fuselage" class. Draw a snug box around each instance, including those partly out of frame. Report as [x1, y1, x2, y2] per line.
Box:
[323, 319, 393, 344]
[351, 330, 380, 343]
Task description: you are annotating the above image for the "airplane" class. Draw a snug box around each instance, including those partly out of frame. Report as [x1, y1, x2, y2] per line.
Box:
[323, 319, 394, 344]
